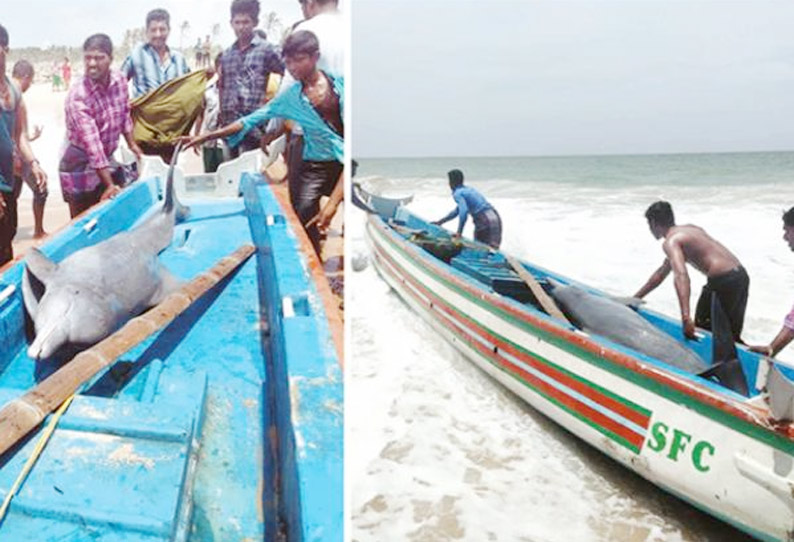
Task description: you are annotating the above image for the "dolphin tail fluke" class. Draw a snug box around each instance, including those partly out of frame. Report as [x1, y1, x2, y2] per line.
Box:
[698, 293, 748, 396]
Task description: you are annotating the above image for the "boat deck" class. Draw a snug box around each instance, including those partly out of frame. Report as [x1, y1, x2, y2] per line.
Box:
[0, 176, 342, 541]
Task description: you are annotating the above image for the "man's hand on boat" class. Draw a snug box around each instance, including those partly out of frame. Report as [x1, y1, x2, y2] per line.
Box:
[259, 127, 285, 156]
[682, 315, 697, 340]
[100, 184, 122, 201]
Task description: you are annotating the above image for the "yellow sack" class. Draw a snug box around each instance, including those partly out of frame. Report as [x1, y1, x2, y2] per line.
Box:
[130, 70, 210, 146]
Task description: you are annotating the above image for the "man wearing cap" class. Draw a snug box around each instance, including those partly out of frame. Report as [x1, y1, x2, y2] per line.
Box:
[433, 169, 502, 249]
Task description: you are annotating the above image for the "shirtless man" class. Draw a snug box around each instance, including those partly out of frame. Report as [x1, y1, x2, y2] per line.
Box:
[634, 201, 748, 341]
[0, 25, 47, 266]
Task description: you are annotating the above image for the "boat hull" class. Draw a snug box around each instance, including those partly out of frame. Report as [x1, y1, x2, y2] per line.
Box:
[366, 210, 794, 542]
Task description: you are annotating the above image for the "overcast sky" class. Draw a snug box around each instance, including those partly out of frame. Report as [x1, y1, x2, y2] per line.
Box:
[352, 0, 794, 158]
[3, 0, 303, 49]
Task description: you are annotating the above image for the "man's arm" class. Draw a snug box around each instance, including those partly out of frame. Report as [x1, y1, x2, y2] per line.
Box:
[17, 99, 42, 141]
[14, 91, 46, 191]
[433, 207, 458, 226]
[664, 237, 696, 337]
[455, 192, 469, 235]
[120, 54, 134, 80]
[122, 131, 143, 163]
[182, 120, 245, 149]
[750, 327, 794, 358]
[634, 259, 672, 299]
[316, 168, 344, 233]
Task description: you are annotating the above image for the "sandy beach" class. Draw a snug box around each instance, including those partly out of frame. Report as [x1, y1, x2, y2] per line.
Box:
[11, 81, 204, 260]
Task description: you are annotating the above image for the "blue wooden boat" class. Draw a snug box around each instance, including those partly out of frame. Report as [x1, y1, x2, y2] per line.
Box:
[0, 160, 343, 541]
[363, 188, 794, 541]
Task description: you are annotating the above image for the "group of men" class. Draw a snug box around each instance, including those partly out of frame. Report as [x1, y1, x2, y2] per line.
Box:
[434, 175, 793, 358]
[0, 0, 344, 267]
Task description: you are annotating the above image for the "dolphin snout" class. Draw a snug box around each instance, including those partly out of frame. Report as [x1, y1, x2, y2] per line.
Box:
[28, 322, 68, 361]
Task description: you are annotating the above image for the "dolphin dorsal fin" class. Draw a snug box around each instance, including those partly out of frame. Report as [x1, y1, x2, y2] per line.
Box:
[25, 248, 58, 285]
[698, 293, 748, 396]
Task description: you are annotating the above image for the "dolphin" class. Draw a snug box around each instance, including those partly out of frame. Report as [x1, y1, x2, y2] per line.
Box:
[546, 279, 709, 374]
[22, 145, 189, 361]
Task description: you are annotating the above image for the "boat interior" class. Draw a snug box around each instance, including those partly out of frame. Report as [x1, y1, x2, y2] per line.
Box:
[0, 164, 342, 541]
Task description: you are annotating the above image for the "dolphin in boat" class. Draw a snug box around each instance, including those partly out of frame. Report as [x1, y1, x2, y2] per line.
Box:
[545, 279, 710, 374]
[22, 146, 189, 361]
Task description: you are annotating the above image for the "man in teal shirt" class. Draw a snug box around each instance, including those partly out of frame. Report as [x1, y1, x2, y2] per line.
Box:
[434, 169, 502, 248]
[182, 29, 343, 254]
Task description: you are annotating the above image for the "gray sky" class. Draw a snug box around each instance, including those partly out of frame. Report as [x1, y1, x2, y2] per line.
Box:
[352, 0, 794, 158]
[4, 0, 303, 48]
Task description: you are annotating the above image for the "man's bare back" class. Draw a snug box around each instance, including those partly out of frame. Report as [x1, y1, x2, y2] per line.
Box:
[663, 224, 741, 278]
[636, 201, 748, 341]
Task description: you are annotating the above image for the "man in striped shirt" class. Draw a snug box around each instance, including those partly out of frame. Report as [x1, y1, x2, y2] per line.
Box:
[122, 9, 191, 163]
[750, 207, 794, 358]
[121, 9, 190, 99]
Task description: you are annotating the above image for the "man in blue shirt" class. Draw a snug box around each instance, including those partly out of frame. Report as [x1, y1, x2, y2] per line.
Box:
[121, 9, 190, 99]
[433, 169, 502, 249]
[181, 30, 343, 254]
[122, 8, 191, 163]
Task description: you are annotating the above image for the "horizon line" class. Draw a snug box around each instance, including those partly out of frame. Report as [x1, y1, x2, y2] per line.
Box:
[355, 148, 794, 161]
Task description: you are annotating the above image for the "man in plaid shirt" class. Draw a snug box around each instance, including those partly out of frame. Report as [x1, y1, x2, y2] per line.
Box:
[59, 34, 142, 218]
[219, 0, 284, 157]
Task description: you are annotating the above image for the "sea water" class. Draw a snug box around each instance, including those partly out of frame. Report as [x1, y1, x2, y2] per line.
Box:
[349, 152, 794, 541]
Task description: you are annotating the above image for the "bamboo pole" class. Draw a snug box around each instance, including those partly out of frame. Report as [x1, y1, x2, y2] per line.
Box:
[0, 244, 255, 458]
[505, 254, 570, 324]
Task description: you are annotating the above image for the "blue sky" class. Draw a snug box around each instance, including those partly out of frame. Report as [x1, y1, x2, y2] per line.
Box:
[352, 0, 794, 158]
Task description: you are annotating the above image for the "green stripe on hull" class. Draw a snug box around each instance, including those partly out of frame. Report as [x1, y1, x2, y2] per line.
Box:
[376, 237, 645, 454]
[372, 220, 794, 456]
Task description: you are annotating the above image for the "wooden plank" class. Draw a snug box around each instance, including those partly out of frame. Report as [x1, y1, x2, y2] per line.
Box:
[505, 254, 570, 324]
[0, 244, 255, 458]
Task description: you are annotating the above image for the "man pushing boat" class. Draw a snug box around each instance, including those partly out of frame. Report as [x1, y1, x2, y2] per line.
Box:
[634, 200, 749, 342]
[432, 169, 502, 249]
